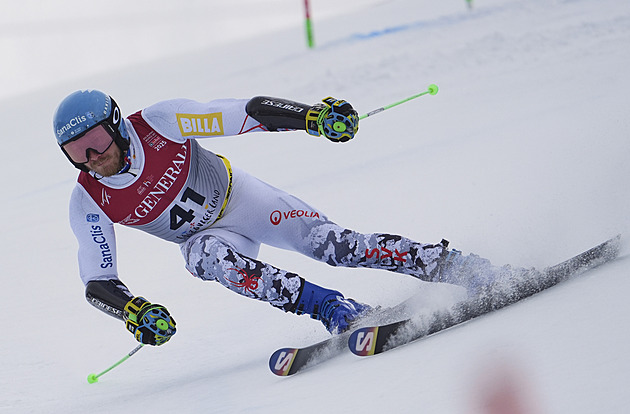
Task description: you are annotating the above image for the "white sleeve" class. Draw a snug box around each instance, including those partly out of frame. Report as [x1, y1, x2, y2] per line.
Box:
[69, 185, 118, 285]
[140, 98, 265, 142]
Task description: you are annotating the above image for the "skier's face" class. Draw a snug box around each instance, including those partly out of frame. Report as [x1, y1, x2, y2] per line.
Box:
[84, 141, 125, 177]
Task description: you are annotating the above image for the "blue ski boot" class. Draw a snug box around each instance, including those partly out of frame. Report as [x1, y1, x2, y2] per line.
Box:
[293, 280, 371, 333]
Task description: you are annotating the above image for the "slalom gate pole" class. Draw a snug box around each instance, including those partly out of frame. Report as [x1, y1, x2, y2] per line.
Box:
[304, 0, 315, 48]
[359, 84, 439, 120]
[87, 344, 144, 384]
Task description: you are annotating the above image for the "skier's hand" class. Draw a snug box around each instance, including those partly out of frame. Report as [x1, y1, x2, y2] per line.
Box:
[305, 97, 359, 142]
[124, 297, 176, 346]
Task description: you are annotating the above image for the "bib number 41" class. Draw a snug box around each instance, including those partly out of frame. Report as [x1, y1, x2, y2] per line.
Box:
[169, 187, 205, 230]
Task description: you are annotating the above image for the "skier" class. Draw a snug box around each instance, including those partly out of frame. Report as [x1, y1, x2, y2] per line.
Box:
[53, 90, 527, 347]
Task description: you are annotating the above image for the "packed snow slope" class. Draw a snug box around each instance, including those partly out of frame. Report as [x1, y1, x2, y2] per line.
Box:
[1, 0, 630, 412]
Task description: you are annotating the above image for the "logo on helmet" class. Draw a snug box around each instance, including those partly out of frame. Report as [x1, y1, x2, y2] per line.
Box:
[112, 106, 120, 125]
[56, 114, 88, 138]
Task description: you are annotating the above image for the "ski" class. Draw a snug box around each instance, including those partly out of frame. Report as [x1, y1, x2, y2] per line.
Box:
[269, 294, 418, 376]
[349, 235, 621, 357]
[269, 331, 351, 376]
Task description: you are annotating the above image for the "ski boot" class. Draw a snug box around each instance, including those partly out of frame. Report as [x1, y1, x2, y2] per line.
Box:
[293, 280, 371, 334]
[434, 245, 542, 298]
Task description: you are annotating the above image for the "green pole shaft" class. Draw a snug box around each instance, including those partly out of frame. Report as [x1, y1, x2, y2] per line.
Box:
[87, 344, 144, 384]
[304, 0, 315, 48]
[360, 84, 439, 120]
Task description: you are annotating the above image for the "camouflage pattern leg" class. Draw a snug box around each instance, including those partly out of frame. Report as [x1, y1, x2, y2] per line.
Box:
[182, 233, 303, 312]
[303, 223, 536, 296]
[304, 223, 447, 281]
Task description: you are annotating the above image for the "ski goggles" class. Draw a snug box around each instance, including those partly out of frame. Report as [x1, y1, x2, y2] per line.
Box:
[61, 122, 116, 164]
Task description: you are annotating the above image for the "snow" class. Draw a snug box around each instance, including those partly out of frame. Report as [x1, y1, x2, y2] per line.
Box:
[2, 0, 630, 412]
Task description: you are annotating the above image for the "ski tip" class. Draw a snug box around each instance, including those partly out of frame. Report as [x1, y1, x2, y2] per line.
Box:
[269, 348, 299, 376]
[348, 327, 379, 356]
[598, 234, 622, 261]
[611, 233, 622, 250]
[613, 233, 622, 246]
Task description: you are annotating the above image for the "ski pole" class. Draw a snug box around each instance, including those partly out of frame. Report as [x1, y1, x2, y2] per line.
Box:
[87, 344, 144, 384]
[359, 84, 439, 120]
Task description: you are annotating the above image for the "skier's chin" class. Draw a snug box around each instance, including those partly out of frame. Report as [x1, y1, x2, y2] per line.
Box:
[88, 150, 125, 177]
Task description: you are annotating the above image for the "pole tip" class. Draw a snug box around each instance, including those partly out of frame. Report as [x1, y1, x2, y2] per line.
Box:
[428, 84, 439, 95]
[87, 373, 99, 384]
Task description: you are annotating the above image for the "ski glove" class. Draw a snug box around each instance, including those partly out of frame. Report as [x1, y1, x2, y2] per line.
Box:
[124, 297, 176, 346]
[306, 97, 359, 142]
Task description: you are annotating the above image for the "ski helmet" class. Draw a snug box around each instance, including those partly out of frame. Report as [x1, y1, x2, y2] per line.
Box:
[53, 90, 129, 171]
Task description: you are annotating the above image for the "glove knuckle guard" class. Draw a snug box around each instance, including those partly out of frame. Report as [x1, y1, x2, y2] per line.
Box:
[306, 97, 359, 142]
[124, 297, 176, 346]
